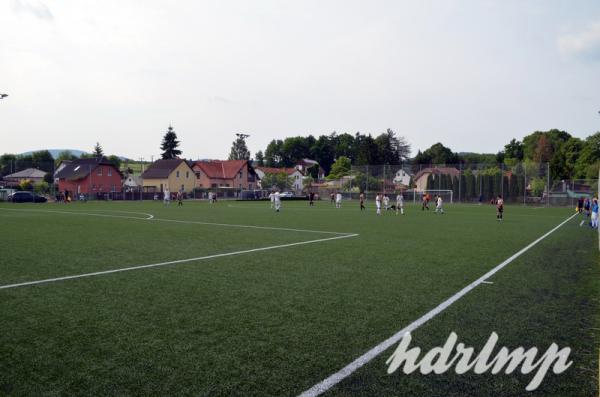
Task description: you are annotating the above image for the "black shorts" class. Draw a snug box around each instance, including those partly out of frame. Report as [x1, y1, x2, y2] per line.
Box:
[497, 206, 504, 213]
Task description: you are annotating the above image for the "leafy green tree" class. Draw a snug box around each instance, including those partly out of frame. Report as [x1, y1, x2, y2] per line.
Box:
[43, 172, 54, 185]
[504, 139, 524, 161]
[574, 132, 600, 178]
[354, 134, 380, 165]
[34, 181, 49, 194]
[228, 133, 251, 160]
[57, 150, 78, 161]
[374, 128, 411, 165]
[0, 153, 17, 176]
[530, 177, 546, 197]
[310, 135, 335, 174]
[260, 172, 292, 191]
[255, 150, 265, 166]
[414, 143, 458, 165]
[352, 171, 382, 192]
[160, 125, 182, 159]
[327, 156, 352, 179]
[107, 155, 122, 170]
[264, 139, 284, 167]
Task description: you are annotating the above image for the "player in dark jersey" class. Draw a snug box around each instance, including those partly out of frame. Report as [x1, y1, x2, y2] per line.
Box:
[496, 195, 504, 221]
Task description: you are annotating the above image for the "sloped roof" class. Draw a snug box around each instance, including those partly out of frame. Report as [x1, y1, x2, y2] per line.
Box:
[414, 167, 460, 181]
[5, 168, 47, 179]
[193, 160, 249, 179]
[142, 159, 191, 179]
[256, 167, 299, 176]
[55, 157, 120, 180]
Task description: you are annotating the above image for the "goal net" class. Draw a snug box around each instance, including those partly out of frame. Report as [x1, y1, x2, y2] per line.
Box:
[411, 189, 453, 204]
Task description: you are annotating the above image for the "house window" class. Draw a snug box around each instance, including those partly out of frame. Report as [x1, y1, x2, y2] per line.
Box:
[186, 171, 189, 178]
[112, 185, 116, 192]
[239, 171, 243, 179]
[97, 167, 102, 176]
[195, 172, 201, 179]
[92, 184, 96, 190]
[176, 171, 180, 178]
[181, 184, 184, 191]
[108, 168, 112, 176]
[249, 183, 253, 190]
[211, 184, 217, 188]
[98, 184, 103, 191]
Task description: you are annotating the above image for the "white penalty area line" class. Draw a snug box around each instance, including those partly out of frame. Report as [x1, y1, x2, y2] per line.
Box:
[0, 233, 358, 290]
[0, 207, 351, 236]
[298, 212, 579, 397]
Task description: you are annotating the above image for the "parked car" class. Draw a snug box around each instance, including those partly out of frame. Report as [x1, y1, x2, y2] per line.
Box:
[8, 191, 47, 203]
[280, 191, 294, 198]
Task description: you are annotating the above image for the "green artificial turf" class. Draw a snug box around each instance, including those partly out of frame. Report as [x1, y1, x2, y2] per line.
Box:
[0, 200, 597, 396]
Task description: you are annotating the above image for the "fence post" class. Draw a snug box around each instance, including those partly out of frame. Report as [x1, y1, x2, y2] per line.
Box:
[500, 163, 504, 200]
[523, 162, 527, 205]
[546, 162, 550, 207]
[366, 165, 369, 197]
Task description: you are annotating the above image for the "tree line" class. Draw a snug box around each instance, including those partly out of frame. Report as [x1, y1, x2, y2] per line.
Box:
[250, 128, 599, 181]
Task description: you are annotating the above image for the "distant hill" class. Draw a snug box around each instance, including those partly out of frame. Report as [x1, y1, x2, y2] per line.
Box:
[20, 149, 131, 161]
[20, 149, 89, 158]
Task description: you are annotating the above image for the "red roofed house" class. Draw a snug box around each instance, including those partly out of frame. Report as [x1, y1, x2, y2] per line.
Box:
[255, 167, 305, 192]
[55, 157, 123, 196]
[192, 160, 258, 190]
[413, 167, 460, 192]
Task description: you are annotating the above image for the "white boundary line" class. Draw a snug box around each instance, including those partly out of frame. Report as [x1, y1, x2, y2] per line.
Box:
[0, 233, 358, 290]
[0, 208, 154, 220]
[0, 208, 351, 235]
[298, 212, 578, 397]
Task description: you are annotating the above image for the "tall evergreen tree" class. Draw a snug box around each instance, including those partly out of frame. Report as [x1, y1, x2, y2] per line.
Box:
[229, 133, 251, 161]
[160, 125, 182, 160]
[93, 142, 104, 158]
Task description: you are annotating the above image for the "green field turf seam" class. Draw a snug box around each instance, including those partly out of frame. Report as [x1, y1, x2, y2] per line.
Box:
[297, 212, 579, 397]
[0, 233, 359, 290]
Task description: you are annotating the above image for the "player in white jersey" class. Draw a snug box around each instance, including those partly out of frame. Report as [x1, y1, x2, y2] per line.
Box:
[268, 192, 274, 208]
[335, 192, 342, 209]
[163, 188, 171, 206]
[383, 195, 390, 211]
[434, 195, 444, 214]
[274, 191, 281, 212]
[396, 193, 404, 215]
[375, 194, 382, 215]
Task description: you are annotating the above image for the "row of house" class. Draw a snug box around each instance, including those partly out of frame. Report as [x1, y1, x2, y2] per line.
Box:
[4, 156, 468, 196]
[47, 157, 323, 196]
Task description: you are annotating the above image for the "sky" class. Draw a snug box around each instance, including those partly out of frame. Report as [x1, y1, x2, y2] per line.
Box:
[1, 0, 600, 161]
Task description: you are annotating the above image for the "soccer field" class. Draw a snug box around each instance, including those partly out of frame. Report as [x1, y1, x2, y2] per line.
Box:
[0, 200, 598, 396]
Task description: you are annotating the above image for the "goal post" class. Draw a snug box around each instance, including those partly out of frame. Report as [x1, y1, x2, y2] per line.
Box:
[412, 189, 454, 204]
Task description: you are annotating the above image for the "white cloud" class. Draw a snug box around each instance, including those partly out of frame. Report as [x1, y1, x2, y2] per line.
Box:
[558, 22, 600, 61]
[12, 0, 53, 21]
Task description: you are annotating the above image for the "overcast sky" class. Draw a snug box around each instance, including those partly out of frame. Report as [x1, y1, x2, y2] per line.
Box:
[1, 0, 600, 160]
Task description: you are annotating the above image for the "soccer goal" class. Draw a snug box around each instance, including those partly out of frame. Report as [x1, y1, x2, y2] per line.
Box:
[412, 189, 453, 204]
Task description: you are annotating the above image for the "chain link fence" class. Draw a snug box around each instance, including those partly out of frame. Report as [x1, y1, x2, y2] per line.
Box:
[1, 159, 597, 206]
[341, 163, 598, 206]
